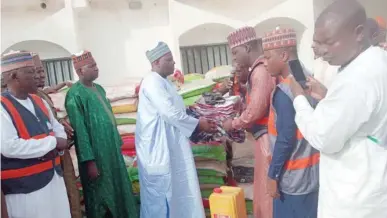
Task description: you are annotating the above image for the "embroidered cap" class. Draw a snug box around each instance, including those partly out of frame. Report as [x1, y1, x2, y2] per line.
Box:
[146, 42, 171, 63]
[227, 26, 258, 49]
[262, 27, 297, 51]
[72, 50, 96, 70]
[31, 52, 44, 69]
[1, 51, 35, 73]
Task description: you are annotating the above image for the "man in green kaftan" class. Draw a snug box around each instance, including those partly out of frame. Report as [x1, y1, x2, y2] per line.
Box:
[65, 50, 138, 218]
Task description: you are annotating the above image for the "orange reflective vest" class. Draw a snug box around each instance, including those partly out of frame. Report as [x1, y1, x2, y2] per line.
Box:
[1, 92, 61, 195]
[267, 78, 319, 194]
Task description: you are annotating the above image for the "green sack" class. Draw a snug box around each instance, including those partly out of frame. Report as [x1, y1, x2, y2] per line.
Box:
[198, 176, 225, 185]
[246, 200, 253, 214]
[181, 84, 215, 99]
[116, 118, 136, 125]
[184, 73, 204, 82]
[192, 145, 226, 161]
[127, 167, 139, 182]
[183, 95, 201, 106]
[197, 169, 226, 177]
[201, 189, 213, 199]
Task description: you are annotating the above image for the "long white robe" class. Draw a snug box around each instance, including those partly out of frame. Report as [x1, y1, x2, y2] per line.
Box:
[293, 46, 387, 218]
[313, 58, 339, 88]
[1, 95, 71, 218]
[135, 72, 204, 218]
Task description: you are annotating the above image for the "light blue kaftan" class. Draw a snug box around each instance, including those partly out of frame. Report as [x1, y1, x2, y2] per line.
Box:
[135, 72, 205, 218]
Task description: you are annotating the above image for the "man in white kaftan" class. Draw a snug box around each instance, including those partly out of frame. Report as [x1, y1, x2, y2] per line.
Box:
[288, 1, 387, 218]
[1, 51, 71, 218]
[136, 42, 216, 218]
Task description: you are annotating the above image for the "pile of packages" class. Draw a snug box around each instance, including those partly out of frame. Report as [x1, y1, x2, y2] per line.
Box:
[105, 82, 141, 209]
[191, 141, 227, 216]
[179, 78, 216, 107]
[229, 134, 256, 215]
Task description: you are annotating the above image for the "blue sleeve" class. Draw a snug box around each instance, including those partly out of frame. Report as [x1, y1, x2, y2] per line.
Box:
[268, 88, 298, 180]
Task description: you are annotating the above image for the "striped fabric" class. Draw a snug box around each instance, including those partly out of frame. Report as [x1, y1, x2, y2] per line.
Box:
[31, 53, 44, 68]
[71, 50, 95, 70]
[1, 51, 35, 73]
[145, 42, 171, 63]
[227, 26, 257, 49]
[262, 27, 297, 51]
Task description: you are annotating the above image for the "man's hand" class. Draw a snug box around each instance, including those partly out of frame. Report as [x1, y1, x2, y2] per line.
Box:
[287, 75, 305, 98]
[222, 119, 233, 132]
[267, 177, 280, 198]
[305, 76, 327, 101]
[198, 118, 217, 133]
[42, 149, 58, 160]
[44, 87, 57, 94]
[87, 161, 100, 180]
[56, 137, 68, 151]
[65, 81, 73, 87]
[60, 119, 74, 138]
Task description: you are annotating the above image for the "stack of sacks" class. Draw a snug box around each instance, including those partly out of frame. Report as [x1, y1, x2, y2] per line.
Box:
[184, 73, 204, 82]
[191, 141, 227, 205]
[178, 79, 216, 107]
[49, 87, 70, 120]
[121, 135, 136, 158]
[104, 80, 140, 137]
[230, 133, 256, 215]
[205, 65, 233, 83]
[111, 98, 138, 136]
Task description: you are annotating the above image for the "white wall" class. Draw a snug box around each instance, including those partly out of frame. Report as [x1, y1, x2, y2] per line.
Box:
[2, 0, 383, 86]
[3, 40, 71, 59]
[74, 5, 172, 85]
[1, 1, 174, 86]
[172, 0, 315, 71]
[179, 23, 235, 47]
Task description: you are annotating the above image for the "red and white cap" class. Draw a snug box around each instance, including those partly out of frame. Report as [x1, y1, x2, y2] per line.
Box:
[227, 26, 258, 49]
[262, 27, 297, 51]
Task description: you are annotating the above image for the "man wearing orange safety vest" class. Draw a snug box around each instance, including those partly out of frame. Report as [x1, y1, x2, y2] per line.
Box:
[263, 28, 319, 218]
[223, 26, 275, 218]
[1, 51, 71, 218]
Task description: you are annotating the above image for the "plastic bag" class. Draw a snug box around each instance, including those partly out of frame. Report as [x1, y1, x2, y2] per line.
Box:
[116, 118, 136, 125]
[112, 104, 137, 114]
[127, 167, 139, 182]
[195, 160, 227, 176]
[198, 176, 225, 185]
[117, 124, 136, 135]
[191, 144, 226, 161]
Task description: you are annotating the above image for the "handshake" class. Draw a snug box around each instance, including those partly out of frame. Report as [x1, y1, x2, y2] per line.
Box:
[197, 117, 218, 133]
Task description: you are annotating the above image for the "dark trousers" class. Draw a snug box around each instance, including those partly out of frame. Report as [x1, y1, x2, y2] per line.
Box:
[273, 191, 318, 218]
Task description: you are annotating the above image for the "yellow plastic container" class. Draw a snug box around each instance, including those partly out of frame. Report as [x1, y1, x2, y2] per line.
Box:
[209, 186, 247, 218]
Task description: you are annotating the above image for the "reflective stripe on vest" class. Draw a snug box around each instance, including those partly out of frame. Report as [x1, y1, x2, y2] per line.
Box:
[268, 77, 319, 195]
[1, 156, 60, 180]
[0, 94, 51, 139]
[1, 94, 57, 180]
